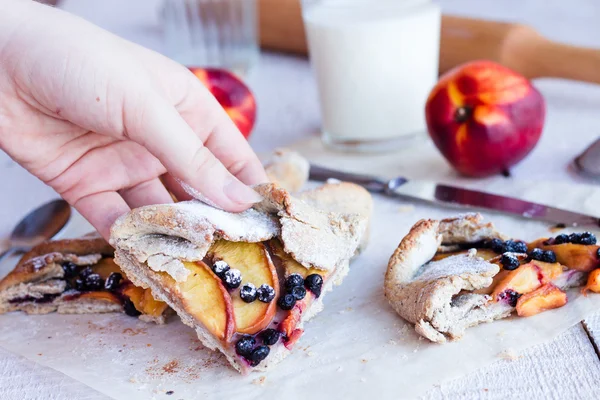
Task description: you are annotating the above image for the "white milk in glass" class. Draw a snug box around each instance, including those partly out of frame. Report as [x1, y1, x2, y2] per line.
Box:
[303, 0, 440, 151]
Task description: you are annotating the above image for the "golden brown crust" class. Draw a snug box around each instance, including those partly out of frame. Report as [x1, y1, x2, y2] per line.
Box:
[0, 237, 113, 292]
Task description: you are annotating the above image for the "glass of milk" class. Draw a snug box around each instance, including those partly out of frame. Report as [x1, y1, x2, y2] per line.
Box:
[302, 0, 441, 152]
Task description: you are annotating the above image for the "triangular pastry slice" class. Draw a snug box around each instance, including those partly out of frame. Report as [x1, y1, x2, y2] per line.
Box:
[0, 235, 170, 323]
[110, 182, 370, 373]
[385, 214, 590, 343]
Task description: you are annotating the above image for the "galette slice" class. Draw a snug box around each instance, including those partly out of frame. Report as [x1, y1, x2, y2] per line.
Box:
[385, 214, 586, 343]
[110, 183, 369, 374]
[0, 235, 169, 323]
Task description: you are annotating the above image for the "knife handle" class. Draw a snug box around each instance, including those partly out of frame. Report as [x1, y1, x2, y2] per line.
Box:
[308, 164, 388, 192]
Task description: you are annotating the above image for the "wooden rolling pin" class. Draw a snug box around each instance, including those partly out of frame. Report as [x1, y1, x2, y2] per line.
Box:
[259, 0, 600, 83]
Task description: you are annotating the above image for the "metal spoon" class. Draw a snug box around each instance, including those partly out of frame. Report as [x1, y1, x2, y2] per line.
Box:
[0, 199, 71, 262]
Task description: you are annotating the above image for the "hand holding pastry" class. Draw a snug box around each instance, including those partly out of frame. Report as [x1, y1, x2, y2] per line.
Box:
[0, 0, 267, 239]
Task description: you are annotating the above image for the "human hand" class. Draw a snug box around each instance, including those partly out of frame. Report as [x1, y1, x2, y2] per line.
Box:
[0, 0, 267, 239]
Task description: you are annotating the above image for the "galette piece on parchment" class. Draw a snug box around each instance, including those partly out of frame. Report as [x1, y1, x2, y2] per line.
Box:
[385, 213, 600, 343]
[0, 235, 170, 323]
[110, 181, 373, 374]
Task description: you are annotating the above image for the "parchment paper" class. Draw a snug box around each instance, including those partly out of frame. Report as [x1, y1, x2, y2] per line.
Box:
[1, 137, 600, 400]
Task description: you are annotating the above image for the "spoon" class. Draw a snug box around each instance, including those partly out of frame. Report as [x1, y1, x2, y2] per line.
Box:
[0, 199, 72, 262]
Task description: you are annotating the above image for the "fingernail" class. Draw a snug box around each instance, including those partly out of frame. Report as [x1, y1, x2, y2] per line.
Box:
[223, 179, 263, 205]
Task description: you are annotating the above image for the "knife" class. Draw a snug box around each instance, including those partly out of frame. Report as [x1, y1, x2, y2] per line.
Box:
[309, 164, 600, 228]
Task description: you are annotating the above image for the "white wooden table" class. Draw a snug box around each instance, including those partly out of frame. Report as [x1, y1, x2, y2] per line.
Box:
[2, 0, 600, 398]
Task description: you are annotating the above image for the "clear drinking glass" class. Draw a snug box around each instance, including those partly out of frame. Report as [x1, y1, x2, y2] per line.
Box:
[302, 0, 441, 152]
[162, 0, 259, 75]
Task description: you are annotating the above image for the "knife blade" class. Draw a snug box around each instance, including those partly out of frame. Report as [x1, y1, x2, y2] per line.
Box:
[309, 164, 600, 227]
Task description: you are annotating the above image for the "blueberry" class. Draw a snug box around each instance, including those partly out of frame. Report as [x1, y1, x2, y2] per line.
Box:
[554, 234, 569, 245]
[240, 283, 257, 303]
[500, 254, 520, 271]
[290, 285, 306, 300]
[489, 238, 505, 253]
[257, 284, 275, 303]
[512, 241, 528, 254]
[212, 260, 230, 277]
[235, 335, 255, 357]
[222, 269, 242, 289]
[597, 248, 600, 260]
[104, 272, 123, 290]
[84, 273, 104, 291]
[79, 266, 93, 278]
[304, 274, 323, 297]
[498, 289, 521, 307]
[503, 240, 525, 253]
[569, 233, 583, 244]
[541, 250, 557, 263]
[260, 329, 281, 346]
[123, 298, 141, 317]
[578, 232, 597, 245]
[74, 278, 86, 291]
[278, 294, 296, 310]
[61, 262, 78, 279]
[248, 345, 270, 367]
[284, 274, 304, 290]
[529, 248, 544, 261]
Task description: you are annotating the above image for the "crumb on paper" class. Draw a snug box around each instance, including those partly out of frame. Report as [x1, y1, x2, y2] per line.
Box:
[483, 388, 489, 392]
[252, 376, 266, 386]
[360, 359, 368, 364]
[166, 390, 174, 395]
[398, 205, 415, 213]
[346, 307, 353, 312]
[129, 378, 137, 384]
[498, 348, 520, 361]
[37, 353, 42, 356]
[162, 360, 181, 374]
[122, 327, 148, 336]
[146, 344, 152, 347]
[306, 351, 316, 357]
[388, 339, 398, 346]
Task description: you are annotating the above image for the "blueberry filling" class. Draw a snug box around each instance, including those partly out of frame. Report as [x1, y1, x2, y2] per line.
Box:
[212, 260, 230, 278]
[8, 293, 59, 304]
[123, 298, 141, 317]
[79, 266, 93, 279]
[528, 248, 544, 261]
[260, 329, 281, 346]
[257, 284, 275, 303]
[304, 274, 323, 297]
[61, 261, 78, 279]
[222, 269, 242, 289]
[277, 293, 296, 310]
[553, 234, 569, 245]
[104, 272, 123, 290]
[500, 254, 520, 271]
[498, 289, 521, 307]
[548, 232, 596, 246]
[248, 345, 270, 367]
[240, 283, 257, 303]
[290, 285, 306, 300]
[284, 274, 304, 291]
[84, 273, 104, 291]
[235, 335, 255, 358]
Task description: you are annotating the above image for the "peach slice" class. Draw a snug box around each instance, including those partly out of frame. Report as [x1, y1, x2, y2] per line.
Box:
[78, 291, 121, 305]
[527, 239, 599, 272]
[491, 263, 542, 303]
[516, 284, 567, 317]
[474, 269, 510, 295]
[269, 239, 327, 279]
[433, 248, 498, 262]
[122, 284, 169, 317]
[208, 240, 278, 335]
[180, 261, 235, 342]
[530, 260, 565, 281]
[582, 269, 600, 295]
[93, 257, 122, 279]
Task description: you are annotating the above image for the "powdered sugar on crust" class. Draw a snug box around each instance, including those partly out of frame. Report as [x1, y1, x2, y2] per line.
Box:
[415, 250, 497, 282]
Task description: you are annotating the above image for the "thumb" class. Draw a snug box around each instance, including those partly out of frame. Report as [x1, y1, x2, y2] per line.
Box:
[124, 93, 262, 211]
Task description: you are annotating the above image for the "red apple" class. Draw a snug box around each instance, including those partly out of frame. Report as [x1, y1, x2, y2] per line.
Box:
[189, 67, 257, 139]
[425, 61, 545, 177]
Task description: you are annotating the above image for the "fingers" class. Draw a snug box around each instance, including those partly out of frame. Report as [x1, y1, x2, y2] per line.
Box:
[124, 94, 262, 211]
[119, 178, 173, 209]
[73, 191, 130, 241]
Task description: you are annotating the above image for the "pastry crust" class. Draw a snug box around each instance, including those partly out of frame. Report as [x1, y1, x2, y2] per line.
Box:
[264, 148, 310, 193]
[385, 214, 512, 343]
[110, 182, 369, 373]
[0, 235, 169, 323]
